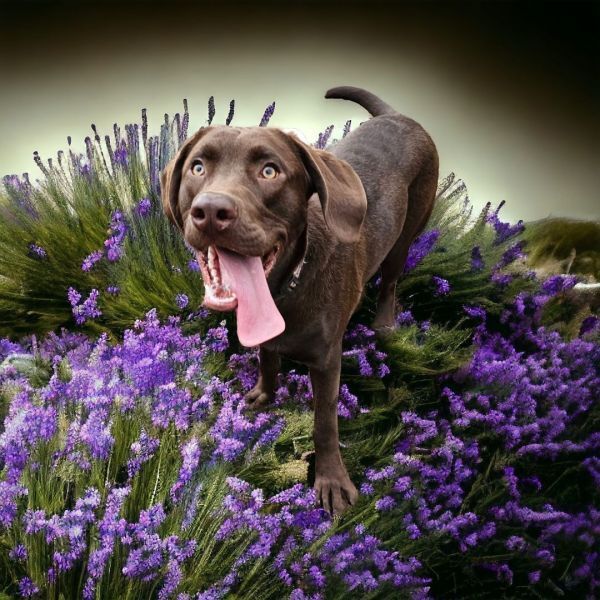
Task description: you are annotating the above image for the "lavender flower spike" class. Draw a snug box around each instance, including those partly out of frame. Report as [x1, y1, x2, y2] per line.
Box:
[259, 102, 276, 127]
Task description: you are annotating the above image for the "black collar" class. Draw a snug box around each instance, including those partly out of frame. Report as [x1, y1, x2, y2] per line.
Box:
[273, 226, 309, 300]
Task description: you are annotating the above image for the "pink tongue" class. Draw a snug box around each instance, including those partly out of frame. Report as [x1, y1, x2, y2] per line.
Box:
[215, 247, 285, 347]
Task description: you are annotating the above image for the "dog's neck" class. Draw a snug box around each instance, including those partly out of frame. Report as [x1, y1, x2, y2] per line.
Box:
[270, 224, 309, 301]
[269, 197, 340, 302]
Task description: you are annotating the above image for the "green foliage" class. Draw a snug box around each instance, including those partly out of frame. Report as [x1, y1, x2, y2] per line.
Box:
[383, 322, 473, 379]
[524, 217, 600, 279]
[397, 178, 534, 322]
[354, 175, 538, 336]
[0, 359, 289, 599]
[0, 107, 212, 340]
[1, 101, 598, 600]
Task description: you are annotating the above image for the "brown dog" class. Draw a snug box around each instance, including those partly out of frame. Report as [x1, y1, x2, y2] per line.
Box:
[161, 86, 438, 514]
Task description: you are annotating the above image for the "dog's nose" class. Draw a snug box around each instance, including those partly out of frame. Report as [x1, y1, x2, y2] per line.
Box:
[190, 193, 238, 233]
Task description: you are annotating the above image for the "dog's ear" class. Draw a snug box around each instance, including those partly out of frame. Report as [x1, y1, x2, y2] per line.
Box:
[160, 156, 180, 227]
[288, 135, 367, 243]
[160, 128, 208, 230]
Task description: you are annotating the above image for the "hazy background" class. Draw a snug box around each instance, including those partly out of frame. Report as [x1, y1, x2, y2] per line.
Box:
[1, 0, 598, 223]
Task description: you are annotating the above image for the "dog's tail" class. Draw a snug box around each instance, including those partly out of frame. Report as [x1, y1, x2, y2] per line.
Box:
[325, 86, 396, 117]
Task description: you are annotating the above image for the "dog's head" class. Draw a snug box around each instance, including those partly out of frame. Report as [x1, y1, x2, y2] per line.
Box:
[160, 125, 366, 320]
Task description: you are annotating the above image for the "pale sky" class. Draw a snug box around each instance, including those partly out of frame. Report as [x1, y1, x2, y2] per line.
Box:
[1, 1, 598, 224]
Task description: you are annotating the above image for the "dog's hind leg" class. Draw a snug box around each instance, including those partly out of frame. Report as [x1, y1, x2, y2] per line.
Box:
[371, 241, 412, 333]
[372, 164, 438, 334]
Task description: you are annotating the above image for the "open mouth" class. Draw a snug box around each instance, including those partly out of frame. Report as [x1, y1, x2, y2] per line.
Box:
[197, 244, 280, 312]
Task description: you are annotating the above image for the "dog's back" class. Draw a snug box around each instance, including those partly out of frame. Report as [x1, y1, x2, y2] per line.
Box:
[324, 86, 439, 327]
[325, 86, 439, 283]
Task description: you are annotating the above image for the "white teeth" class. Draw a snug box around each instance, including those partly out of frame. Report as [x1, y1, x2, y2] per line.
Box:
[202, 244, 279, 307]
[205, 286, 235, 305]
[204, 247, 223, 285]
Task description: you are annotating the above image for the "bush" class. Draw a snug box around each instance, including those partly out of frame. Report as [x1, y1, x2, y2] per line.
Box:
[0, 97, 597, 599]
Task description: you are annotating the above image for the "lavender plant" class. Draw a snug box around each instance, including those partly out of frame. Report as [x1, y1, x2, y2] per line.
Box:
[0, 96, 597, 599]
[0, 309, 430, 599]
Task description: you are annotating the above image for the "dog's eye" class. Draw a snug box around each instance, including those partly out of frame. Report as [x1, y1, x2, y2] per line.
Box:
[191, 160, 205, 175]
[261, 164, 278, 179]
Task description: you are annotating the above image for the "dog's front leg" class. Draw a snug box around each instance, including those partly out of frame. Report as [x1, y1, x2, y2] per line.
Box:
[310, 347, 359, 514]
[245, 346, 281, 410]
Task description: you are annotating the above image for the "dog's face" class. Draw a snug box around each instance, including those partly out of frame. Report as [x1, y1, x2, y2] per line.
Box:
[160, 125, 367, 314]
[166, 126, 309, 264]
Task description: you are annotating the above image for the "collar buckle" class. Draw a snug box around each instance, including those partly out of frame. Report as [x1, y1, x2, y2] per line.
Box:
[277, 228, 309, 298]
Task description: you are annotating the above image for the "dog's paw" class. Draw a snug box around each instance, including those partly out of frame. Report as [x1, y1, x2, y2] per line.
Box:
[314, 471, 359, 515]
[372, 323, 396, 340]
[244, 384, 274, 411]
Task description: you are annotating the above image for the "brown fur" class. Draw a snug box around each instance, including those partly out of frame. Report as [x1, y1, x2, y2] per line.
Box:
[161, 86, 439, 514]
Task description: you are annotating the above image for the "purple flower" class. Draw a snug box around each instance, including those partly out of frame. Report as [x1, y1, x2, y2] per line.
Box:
[214, 478, 429, 597]
[491, 272, 513, 287]
[182, 482, 203, 530]
[396, 310, 415, 326]
[209, 382, 285, 461]
[226, 99, 235, 126]
[151, 384, 193, 430]
[0, 338, 23, 362]
[404, 229, 440, 273]
[170, 438, 201, 503]
[3, 173, 35, 214]
[470, 246, 484, 271]
[28, 243, 47, 259]
[81, 250, 103, 272]
[20, 488, 100, 579]
[188, 258, 200, 272]
[80, 412, 113, 459]
[503, 467, 520, 500]
[67, 287, 81, 307]
[259, 102, 276, 127]
[495, 240, 526, 270]
[105, 238, 123, 262]
[207, 96, 215, 125]
[120, 505, 196, 588]
[580, 315, 599, 336]
[104, 210, 128, 262]
[159, 560, 183, 599]
[463, 305, 486, 320]
[114, 140, 128, 167]
[505, 535, 527, 552]
[127, 431, 160, 480]
[432, 275, 451, 296]
[204, 325, 229, 353]
[84, 486, 130, 598]
[175, 293, 189, 310]
[375, 495, 396, 512]
[483, 562, 513, 585]
[9, 544, 27, 562]
[342, 120, 352, 138]
[342, 324, 390, 381]
[18, 577, 39, 598]
[528, 570, 541, 584]
[486, 201, 524, 244]
[68, 288, 102, 325]
[360, 482, 375, 495]
[540, 274, 578, 296]
[136, 198, 152, 217]
[338, 384, 361, 419]
[315, 125, 334, 149]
